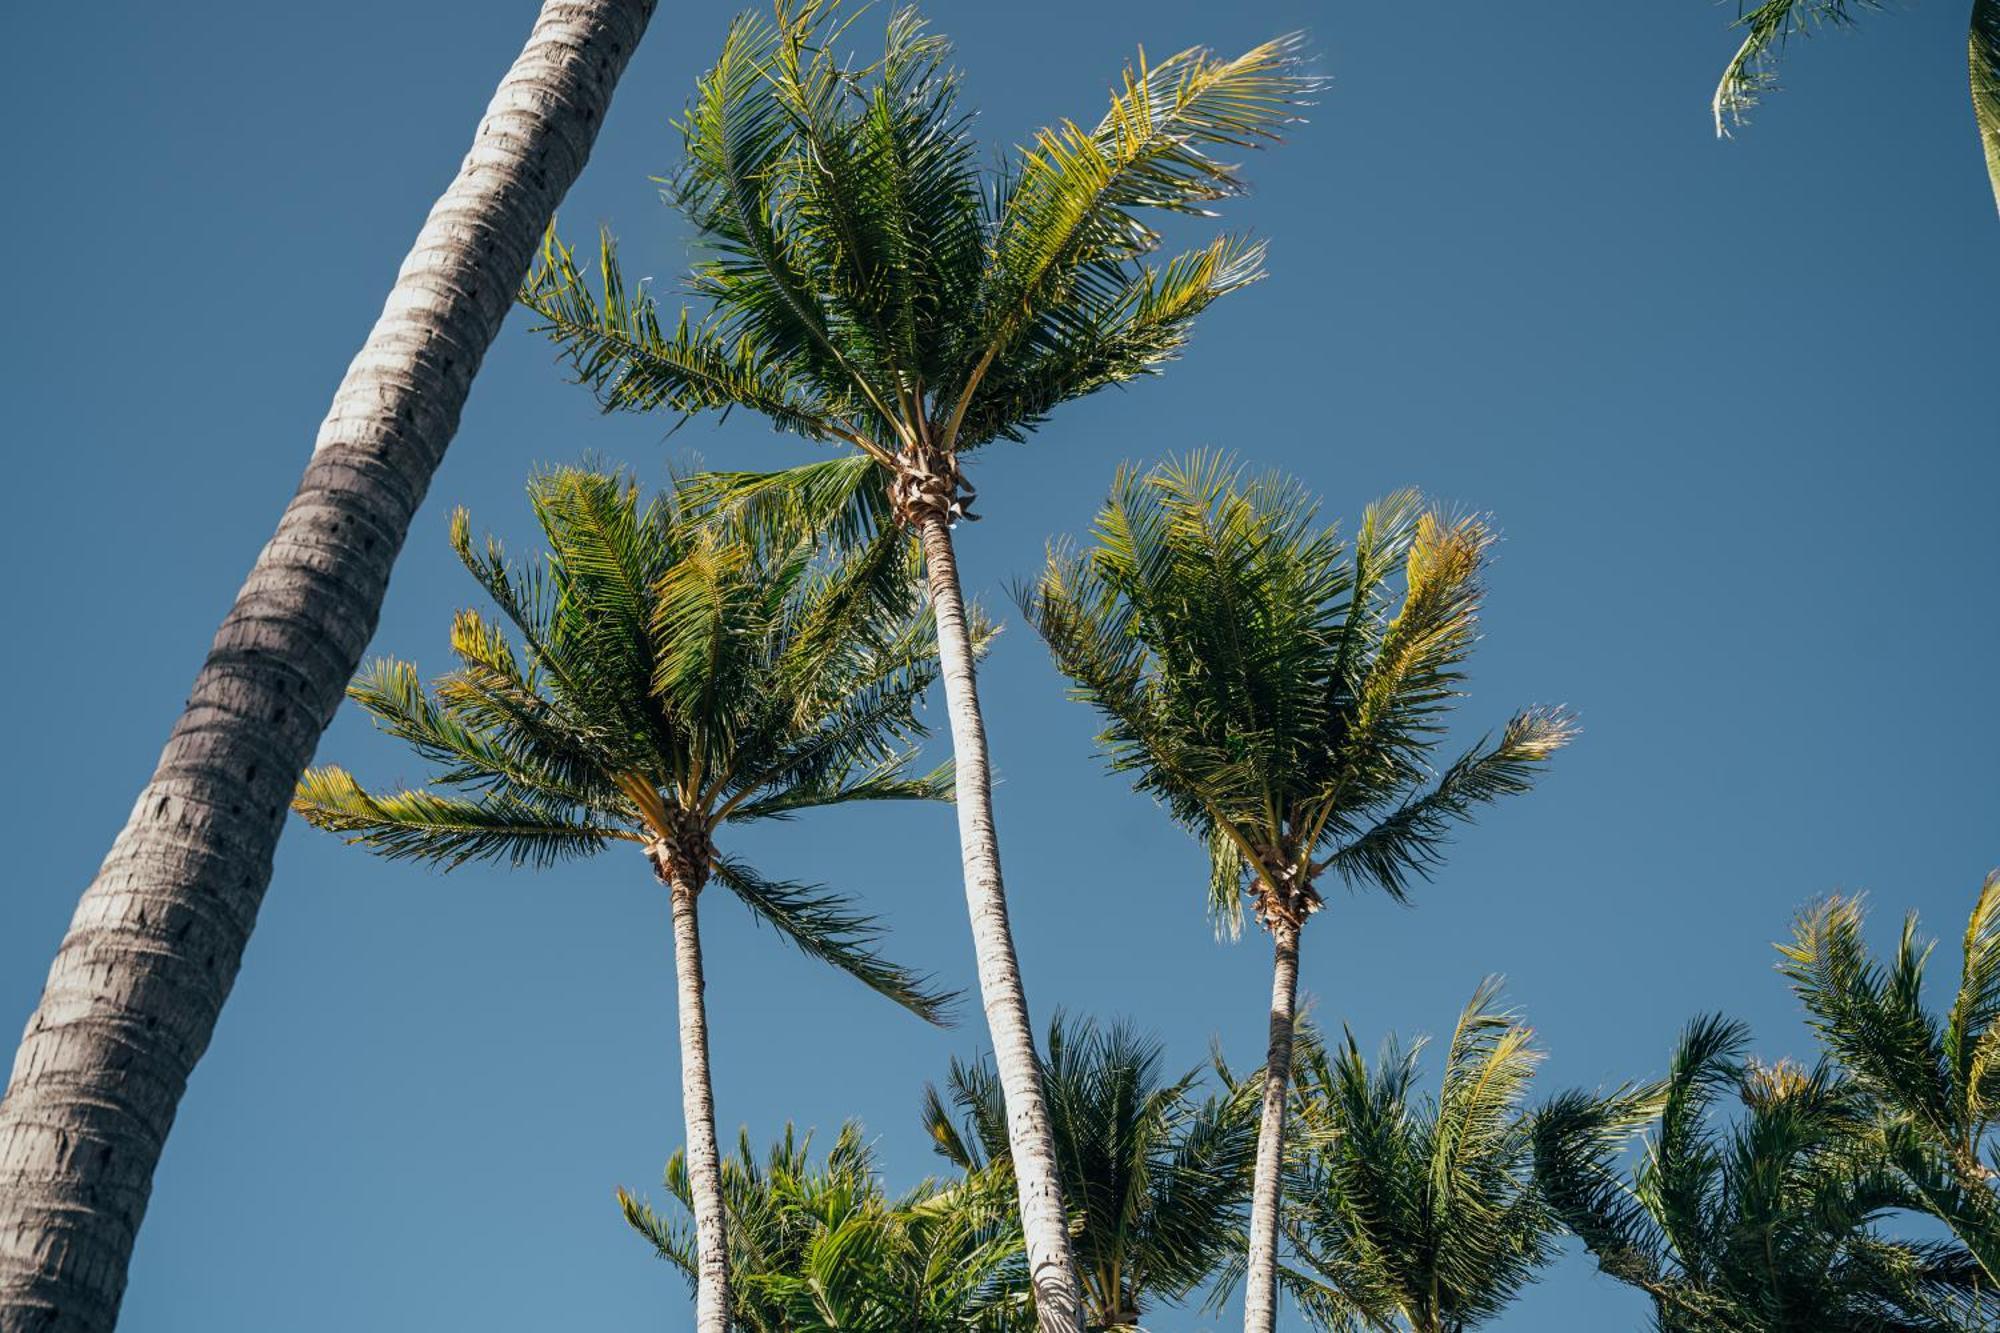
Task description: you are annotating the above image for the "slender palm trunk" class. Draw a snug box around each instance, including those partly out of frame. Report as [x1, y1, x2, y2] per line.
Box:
[915, 515, 1084, 1333]
[666, 878, 732, 1333]
[1243, 920, 1301, 1333]
[0, 6, 654, 1328]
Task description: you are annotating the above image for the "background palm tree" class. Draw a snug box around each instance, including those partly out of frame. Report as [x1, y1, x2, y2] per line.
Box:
[923, 1013, 1257, 1330]
[0, 7, 657, 1328]
[622, 1123, 1030, 1331]
[1265, 981, 1556, 1333]
[293, 467, 955, 1332]
[515, 7, 1318, 1323]
[1024, 455, 1573, 1333]
[1709, 0, 2000, 214]
[1777, 873, 2000, 1280]
[1533, 1016, 1992, 1331]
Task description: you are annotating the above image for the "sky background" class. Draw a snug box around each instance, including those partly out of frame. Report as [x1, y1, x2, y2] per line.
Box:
[4, 1, 1997, 1328]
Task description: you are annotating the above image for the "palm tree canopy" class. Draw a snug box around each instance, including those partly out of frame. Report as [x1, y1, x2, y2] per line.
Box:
[1533, 1015, 1992, 1332]
[1710, 0, 2000, 215]
[518, 0, 1318, 521]
[1271, 980, 1554, 1333]
[1024, 453, 1574, 937]
[292, 465, 955, 1022]
[922, 1013, 1257, 1328]
[622, 1123, 1031, 1331]
[1777, 875, 2000, 1277]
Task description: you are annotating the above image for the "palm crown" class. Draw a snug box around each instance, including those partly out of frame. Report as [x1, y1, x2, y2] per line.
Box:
[922, 1014, 1257, 1329]
[621, 1123, 1030, 1331]
[519, 0, 1316, 525]
[293, 465, 954, 1020]
[1777, 874, 2000, 1280]
[1273, 982, 1556, 1333]
[1026, 453, 1573, 937]
[1533, 1017, 1990, 1331]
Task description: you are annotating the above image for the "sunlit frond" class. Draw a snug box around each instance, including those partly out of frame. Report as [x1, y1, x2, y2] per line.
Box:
[292, 766, 628, 869]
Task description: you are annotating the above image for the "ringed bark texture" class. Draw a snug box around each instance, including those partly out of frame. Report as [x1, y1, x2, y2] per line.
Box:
[916, 515, 1085, 1333]
[0, 4, 656, 1328]
[666, 880, 732, 1333]
[1242, 921, 1302, 1333]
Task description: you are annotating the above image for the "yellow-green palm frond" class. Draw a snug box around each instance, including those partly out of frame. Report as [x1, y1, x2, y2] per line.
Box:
[1975, 0, 2000, 213]
[292, 765, 633, 870]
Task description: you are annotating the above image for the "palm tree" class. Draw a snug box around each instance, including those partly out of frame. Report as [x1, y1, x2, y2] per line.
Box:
[1269, 981, 1556, 1332]
[515, 7, 1318, 1324]
[1024, 456, 1573, 1333]
[621, 1123, 1030, 1331]
[1533, 1016, 1992, 1331]
[1777, 873, 2000, 1281]
[0, 7, 656, 1327]
[923, 1013, 1258, 1330]
[1709, 0, 2000, 214]
[292, 467, 956, 1332]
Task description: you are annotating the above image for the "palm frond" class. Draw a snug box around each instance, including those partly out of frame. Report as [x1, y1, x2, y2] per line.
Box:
[521, 227, 846, 438]
[1974, 0, 2000, 213]
[1712, 0, 1878, 136]
[291, 766, 629, 869]
[708, 854, 957, 1024]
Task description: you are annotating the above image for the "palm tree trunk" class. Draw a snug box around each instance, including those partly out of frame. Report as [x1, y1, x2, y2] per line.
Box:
[1243, 920, 1301, 1333]
[666, 877, 733, 1333]
[914, 514, 1084, 1333]
[0, 6, 654, 1328]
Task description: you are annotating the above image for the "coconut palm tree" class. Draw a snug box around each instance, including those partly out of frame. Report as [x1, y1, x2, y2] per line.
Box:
[1533, 1016, 1993, 1331]
[1709, 0, 2000, 214]
[515, 8, 1317, 1324]
[1777, 873, 2000, 1281]
[0, 9, 656, 1328]
[1266, 981, 1557, 1332]
[923, 1014, 1258, 1330]
[1024, 455, 1573, 1333]
[621, 1123, 1030, 1331]
[293, 466, 956, 1332]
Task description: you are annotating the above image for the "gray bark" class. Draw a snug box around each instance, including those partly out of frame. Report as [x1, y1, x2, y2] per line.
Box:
[0, 4, 656, 1328]
[666, 876, 732, 1333]
[915, 515, 1084, 1333]
[1243, 921, 1301, 1333]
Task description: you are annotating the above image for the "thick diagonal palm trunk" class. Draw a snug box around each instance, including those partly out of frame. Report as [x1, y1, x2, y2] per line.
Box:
[915, 516, 1085, 1333]
[0, 5, 655, 1328]
[665, 879, 732, 1332]
[1243, 921, 1301, 1333]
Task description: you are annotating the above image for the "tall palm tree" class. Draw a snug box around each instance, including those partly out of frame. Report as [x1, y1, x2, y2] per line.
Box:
[292, 467, 956, 1332]
[621, 1123, 1030, 1331]
[1709, 0, 2000, 214]
[923, 1013, 1258, 1330]
[1533, 1016, 1992, 1331]
[1777, 873, 2000, 1280]
[1024, 456, 1573, 1333]
[0, 6, 656, 1328]
[1270, 982, 1556, 1332]
[515, 8, 1318, 1324]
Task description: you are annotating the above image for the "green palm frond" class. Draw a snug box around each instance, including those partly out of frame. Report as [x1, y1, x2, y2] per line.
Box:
[708, 855, 956, 1025]
[521, 228, 847, 439]
[1314, 709, 1576, 899]
[292, 765, 630, 869]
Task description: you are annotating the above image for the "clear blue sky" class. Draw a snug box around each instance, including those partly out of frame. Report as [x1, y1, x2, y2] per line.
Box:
[4, 1, 1996, 1328]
